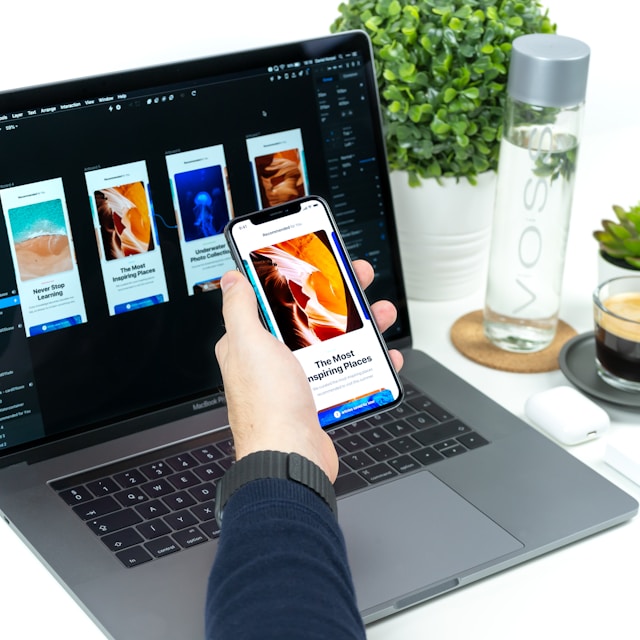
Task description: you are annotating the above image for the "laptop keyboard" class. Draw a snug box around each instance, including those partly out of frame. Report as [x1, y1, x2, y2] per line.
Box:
[51, 382, 488, 568]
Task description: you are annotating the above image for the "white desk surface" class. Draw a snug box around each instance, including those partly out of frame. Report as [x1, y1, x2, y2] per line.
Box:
[1, 1, 639, 638]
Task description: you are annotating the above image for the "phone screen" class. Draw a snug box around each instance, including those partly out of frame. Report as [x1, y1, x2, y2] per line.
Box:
[225, 196, 403, 429]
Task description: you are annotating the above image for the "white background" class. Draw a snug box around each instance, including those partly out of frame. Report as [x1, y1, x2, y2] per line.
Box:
[2, 1, 640, 639]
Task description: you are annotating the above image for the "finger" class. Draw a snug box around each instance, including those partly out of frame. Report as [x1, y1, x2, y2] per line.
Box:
[370, 299, 397, 334]
[214, 332, 228, 363]
[218, 270, 262, 339]
[388, 349, 404, 372]
[352, 259, 374, 290]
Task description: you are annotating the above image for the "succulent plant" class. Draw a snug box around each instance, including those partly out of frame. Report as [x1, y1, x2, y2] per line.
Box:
[594, 203, 640, 269]
[330, 0, 555, 186]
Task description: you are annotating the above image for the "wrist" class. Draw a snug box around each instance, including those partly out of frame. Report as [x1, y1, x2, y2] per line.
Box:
[215, 450, 337, 526]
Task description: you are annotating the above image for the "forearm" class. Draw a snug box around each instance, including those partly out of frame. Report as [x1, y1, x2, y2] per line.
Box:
[205, 478, 365, 640]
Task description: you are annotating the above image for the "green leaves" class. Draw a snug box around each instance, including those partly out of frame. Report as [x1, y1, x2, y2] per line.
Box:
[595, 203, 640, 268]
[331, 0, 556, 183]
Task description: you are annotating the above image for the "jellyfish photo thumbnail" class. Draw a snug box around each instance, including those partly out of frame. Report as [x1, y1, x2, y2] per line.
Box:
[174, 165, 230, 242]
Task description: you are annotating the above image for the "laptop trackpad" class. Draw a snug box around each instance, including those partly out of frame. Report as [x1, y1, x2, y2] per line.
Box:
[339, 471, 523, 613]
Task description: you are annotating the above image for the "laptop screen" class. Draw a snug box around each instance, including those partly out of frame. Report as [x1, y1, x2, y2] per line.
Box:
[0, 32, 409, 461]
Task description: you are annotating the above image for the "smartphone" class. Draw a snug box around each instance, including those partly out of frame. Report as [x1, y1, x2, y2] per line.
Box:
[224, 195, 403, 429]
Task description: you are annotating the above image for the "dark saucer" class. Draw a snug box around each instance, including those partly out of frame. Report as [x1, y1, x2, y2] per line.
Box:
[559, 332, 640, 409]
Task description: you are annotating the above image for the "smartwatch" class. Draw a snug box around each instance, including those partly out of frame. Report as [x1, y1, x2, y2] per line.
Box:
[215, 450, 337, 526]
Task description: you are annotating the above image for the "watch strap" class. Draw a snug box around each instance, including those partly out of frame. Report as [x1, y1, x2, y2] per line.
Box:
[215, 450, 337, 526]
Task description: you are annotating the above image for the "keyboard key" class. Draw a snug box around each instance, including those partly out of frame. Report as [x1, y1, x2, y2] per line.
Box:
[434, 439, 459, 451]
[383, 420, 415, 437]
[141, 479, 174, 498]
[218, 456, 234, 472]
[407, 397, 453, 422]
[216, 438, 235, 458]
[334, 472, 367, 497]
[328, 426, 349, 441]
[389, 436, 421, 454]
[366, 444, 395, 462]
[86, 478, 120, 495]
[338, 459, 351, 474]
[140, 461, 172, 479]
[401, 383, 420, 398]
[389, 404, 415, 419]
[137, 518, 171, 540]
[163, 491, 197, 511]
[116, 545, 153, 568]
[166, 453, 197, 471]
[365, 412, 393, 427]
[193, 462, 224, 482]
[192, 446, 223, 464]
[173, 526, 208, 549]
[167, 471, 200, 490]
[113, 469, 146, 487]
[135, 499, 169, 519]
[343, 420, 369, 433]
[114, 487, 148, 508]
[191, 500, 216, 522]
[440, 445, 467, 458]
[361, 428, 392, 445]
[413, 421, 471, 448]
[406, 412, 437, 429]
[359, 463, 397, 484]
[457, 432, 489, 450]
[337, 434, 368, 452]
[73, 496, 120, 521]
[411, 447, 444, 466]
[59, 486, 94, 505]
[388, 455, 421, 474]
[343, 451, 374, 471]
[199, 519, 221, 539]
[145, 536, 180, 558]
[87, 509, 142, 536]
[165, 509, 199, 531]
[189, 483, 216, 502]
[424, 403, 454, 423]
[102, 527, 144, 552]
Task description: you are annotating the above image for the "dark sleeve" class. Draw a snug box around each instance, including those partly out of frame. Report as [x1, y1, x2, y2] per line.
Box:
[205, 477, 366, 640]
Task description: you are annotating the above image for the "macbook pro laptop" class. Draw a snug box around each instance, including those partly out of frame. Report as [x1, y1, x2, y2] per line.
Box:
[0, 31, 636, 639]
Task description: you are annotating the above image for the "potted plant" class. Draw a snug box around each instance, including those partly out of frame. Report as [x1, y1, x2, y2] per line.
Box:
[594, 203, 640, 282]
[330, 0, 555, 299]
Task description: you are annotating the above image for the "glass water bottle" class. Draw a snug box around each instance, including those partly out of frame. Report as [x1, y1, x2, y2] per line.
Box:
[483, 34, 590, 353]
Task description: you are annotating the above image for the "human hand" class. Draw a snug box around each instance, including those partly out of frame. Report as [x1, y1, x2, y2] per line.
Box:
[214, 260, 403, 482]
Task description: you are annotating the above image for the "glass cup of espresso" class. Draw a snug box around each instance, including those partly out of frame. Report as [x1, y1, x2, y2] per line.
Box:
[593, 275, 640, 392]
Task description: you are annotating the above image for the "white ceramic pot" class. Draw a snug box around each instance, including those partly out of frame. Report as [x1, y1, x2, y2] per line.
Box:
[597, 251, 640, 284]
[389, 171, 496, 301]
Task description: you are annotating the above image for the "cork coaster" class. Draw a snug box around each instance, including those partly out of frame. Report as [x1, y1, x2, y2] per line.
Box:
[450, 310, 578, 373]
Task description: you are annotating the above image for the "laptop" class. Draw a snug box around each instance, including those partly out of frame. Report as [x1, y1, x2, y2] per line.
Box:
[0, 31, 636, 639]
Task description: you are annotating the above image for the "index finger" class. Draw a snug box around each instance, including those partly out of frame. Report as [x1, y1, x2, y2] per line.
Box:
[352, 259, 374, 290]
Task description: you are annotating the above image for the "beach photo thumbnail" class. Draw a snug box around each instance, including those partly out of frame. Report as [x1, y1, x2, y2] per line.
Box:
[8, 198, 73, 282]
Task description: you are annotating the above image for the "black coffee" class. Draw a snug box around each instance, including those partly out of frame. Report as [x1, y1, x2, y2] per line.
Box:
[595, 292, 640, 383]
[595, 326, 640, 382]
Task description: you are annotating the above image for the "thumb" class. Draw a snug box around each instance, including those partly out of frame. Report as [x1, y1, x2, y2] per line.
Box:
[219, 270, 262, 338]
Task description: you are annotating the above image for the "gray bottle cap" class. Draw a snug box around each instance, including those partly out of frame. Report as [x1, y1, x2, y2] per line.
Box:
[508, 34, 590, 108]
